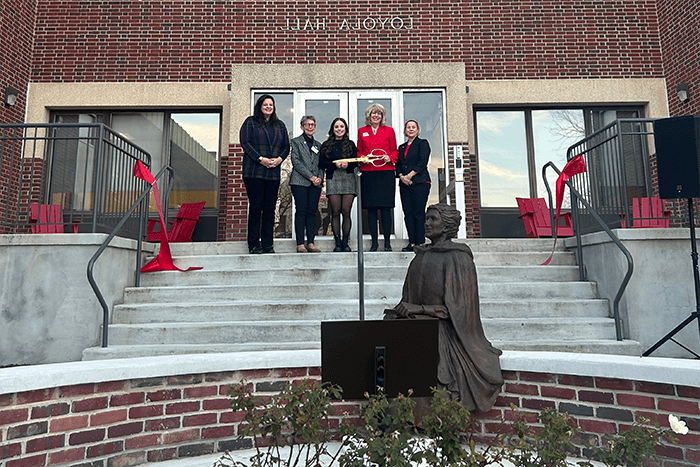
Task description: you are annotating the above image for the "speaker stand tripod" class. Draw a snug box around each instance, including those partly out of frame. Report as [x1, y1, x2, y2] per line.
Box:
[643, 198, 700, 358]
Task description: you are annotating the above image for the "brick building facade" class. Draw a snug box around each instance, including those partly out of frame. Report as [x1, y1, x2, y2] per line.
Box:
[1, 0, 699, 240]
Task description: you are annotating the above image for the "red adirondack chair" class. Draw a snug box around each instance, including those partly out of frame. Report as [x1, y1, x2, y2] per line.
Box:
[516, 197, 574, 238]
[147, 201, 205, 242]
[620, 197, 671, 228]
[29, 204, 80, 233]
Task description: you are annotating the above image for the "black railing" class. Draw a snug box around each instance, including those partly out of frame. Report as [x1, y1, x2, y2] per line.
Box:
[0, 123, 152, 238]
[355, 171, 365, 320]
[88, 165, 174, 347]
[542, 162, 632, 341]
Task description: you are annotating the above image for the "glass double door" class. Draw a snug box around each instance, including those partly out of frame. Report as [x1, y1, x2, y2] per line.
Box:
[294, 91, 405, 239]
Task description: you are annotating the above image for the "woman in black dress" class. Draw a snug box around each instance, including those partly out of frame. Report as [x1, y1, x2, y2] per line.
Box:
[319, 117, 358, 252]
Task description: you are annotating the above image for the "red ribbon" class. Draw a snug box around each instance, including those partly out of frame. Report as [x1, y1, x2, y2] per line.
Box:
[134, 161, 202, 273]
[542, 155, 586, 265]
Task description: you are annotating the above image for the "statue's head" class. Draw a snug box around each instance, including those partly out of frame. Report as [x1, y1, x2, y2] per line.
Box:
[426, 203, 461, 241]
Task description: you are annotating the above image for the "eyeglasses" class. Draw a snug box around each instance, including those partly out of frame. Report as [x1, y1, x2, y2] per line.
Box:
[304, 122, 316, 127]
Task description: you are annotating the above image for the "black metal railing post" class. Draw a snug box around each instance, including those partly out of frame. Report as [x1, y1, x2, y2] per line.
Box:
[356, 170, 365, 321]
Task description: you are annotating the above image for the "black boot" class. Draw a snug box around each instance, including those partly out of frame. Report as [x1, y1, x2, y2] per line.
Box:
[341, 234, 352, 252]
[333, 235, 343, 252]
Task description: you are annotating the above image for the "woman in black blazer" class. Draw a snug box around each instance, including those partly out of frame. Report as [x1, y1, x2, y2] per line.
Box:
[396, 120, 431, 251]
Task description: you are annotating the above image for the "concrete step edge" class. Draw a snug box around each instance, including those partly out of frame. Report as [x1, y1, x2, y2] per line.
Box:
[114, 298, 608, 308]
[107, 317, 615, 328]
[126, 281, 596, 291]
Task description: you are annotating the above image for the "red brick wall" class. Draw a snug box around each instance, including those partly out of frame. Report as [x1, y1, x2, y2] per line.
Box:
[30, 0, 663, 83]
[218, 145, 248, 241]
[2, 367, 698, 467]
[493, 371, 700, 466]
[656, 0, 700, 117]
[0, 153, 43, 235]
[0, 0, 35, 125]
[0, 136, 22, 233]
[0, 368, 330, 467]
[0, 0, 36, 221]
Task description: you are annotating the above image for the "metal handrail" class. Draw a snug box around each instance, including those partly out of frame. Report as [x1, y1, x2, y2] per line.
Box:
[355, 170, 365, 320]
[87, 165, 174, 347]
[542, 161, 633, 341]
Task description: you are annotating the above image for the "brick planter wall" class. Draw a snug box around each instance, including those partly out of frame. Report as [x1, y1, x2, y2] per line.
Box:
[2, 359, 698, 467]
[0, 368, 333, 467]
[492, 370, 700, 465]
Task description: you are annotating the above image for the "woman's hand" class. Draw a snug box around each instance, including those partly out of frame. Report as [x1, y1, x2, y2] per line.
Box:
[263, 157, 282, 169]
[382, 154, 391, 163]
[335, 161, 348, 169]
[400, 174, 412, 185]
[310, 176, 322, 187]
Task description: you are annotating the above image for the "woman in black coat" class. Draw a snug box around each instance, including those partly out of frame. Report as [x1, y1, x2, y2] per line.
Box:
[239, 94, 290, 254]
[396, 120, 431, 251]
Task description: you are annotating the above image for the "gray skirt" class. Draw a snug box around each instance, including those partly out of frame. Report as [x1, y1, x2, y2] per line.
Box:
[326, 168, 357, 195]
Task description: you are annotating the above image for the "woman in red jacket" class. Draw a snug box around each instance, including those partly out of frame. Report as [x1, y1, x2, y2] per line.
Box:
[357, 104, 398, 251]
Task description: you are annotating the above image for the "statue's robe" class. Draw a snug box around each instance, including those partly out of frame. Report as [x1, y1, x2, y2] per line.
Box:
[392, 240, 503, 412]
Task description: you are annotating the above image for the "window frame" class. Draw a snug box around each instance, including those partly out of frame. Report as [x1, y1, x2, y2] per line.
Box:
[474, 105, 645, 210]
[50, 108, 223, 208]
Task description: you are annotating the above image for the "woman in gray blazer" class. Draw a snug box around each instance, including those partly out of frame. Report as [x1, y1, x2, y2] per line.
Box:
[289, 115, 324, 252]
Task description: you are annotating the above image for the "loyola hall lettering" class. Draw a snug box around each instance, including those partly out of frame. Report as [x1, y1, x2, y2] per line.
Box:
[281, 16, 414, 31]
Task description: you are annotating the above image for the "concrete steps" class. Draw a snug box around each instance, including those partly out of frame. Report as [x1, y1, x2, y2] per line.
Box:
[110, 297, 610, 324]
[82, 237, 641, 360]
[120, 281, 599, 305]
[136, 265, 582, 286]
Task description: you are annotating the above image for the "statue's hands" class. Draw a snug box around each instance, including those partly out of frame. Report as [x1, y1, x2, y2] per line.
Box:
[393, 301, 424, 318]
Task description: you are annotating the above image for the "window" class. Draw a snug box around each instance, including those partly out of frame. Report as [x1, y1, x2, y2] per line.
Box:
[475, 107, 642, 208]
[53, 110, 221, 209]
[52, 110, 221, 241]
[168, 113, 220, 209]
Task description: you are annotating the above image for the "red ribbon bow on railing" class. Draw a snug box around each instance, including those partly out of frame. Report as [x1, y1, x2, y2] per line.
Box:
[542, 155, 586, 266]
[134, 161, 202, 273]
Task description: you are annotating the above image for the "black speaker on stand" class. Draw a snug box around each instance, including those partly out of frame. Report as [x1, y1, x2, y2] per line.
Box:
[643, 115, 700, 357]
